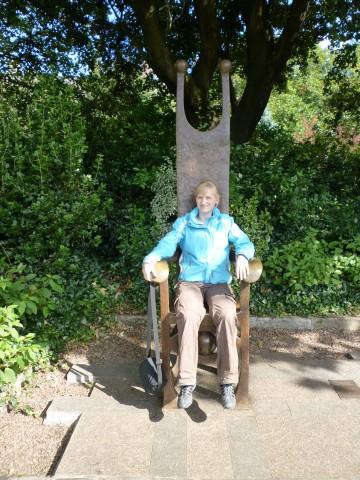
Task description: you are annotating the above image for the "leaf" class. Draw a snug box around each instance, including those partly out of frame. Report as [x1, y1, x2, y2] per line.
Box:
[16, 357, 25, 370]
[21, 404, 39, 417]
[9, 328, 19, 339]
[17, 301, 27, 316]
[38, 287, 51, 298]
[26, 301, 37, 314]
[28, 350, 37, 361]
[25, 273, 37, 281]
[49, 279, 63, 293]
[3, 367, 17, 384]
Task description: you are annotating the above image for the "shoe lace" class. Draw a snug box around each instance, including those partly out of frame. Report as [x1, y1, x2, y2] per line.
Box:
[220, 384, 235, 397]
[181, 385, 195, 397]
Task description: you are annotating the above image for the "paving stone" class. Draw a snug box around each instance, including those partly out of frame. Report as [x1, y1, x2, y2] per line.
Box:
[43, 396, 91, 425]
[252, 398, 291, 417]
[187, 411, 234, 479]
[151, 411, 187, 477]
[56, 410, 154, 476]
[287, 398, 360, 416]
[250, 376, 339, 400]
[334, 360, 360, 378]
[257, 415, 360, 479]
[225, 414, 272, 480]
[89, 380, 163, 421]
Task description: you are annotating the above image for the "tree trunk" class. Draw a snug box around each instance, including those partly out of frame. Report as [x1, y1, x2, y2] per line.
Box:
[230, 78, 273, 144]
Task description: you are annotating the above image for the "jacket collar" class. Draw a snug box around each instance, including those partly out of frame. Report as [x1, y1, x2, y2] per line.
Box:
[188, 207, 221, 227]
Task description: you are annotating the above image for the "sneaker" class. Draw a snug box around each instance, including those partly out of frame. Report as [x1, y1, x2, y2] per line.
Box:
[177, 384, 196, 409]
[220, 384, 236, 409]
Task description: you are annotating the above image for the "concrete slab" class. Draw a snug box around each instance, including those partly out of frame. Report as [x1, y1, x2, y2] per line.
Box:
[187, 411, 234, 480]
[257, 415, 360, 480]
[287, 398, 360, 416]
[150, 410, 187, 477]
[117, 313, 360, 331]
[56, 409, 154, 476]
[250, 376, 340, 400]
[252, 398, 291, 417]
[225, 415, 272, 480]
[251, 353, 356, 380]
[43, 396, 90, 425]
[250, 314, 360, 330]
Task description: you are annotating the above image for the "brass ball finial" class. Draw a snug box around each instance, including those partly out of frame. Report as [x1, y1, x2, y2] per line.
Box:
[175, 59, 188, 73]
[220, 59, 232, 73]
[150, 260, 169, 283]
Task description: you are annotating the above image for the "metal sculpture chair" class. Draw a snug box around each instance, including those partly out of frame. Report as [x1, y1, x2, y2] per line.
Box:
[151, 59, 262, 408]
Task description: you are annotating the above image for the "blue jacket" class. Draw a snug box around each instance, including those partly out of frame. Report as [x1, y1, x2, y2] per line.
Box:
[143, 207, 255, 284]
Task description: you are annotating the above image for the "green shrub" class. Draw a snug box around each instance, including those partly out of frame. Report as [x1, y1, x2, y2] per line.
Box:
[0, 305, 50, 405]
[0, 262, 62, 329]
[0, 77, 111, 267]
[264, 230, 360, 290]
[150, 155, 177, 236]
[43, 254, 120, 351]
[230, 190, 273, 259]
[115, 205, 158, 310]
[255, 231, 360, 315]
[230, 126, 359, 243]
[0, 255, 120, 353]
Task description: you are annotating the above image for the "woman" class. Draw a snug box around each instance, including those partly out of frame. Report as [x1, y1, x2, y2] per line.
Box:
[142, 181, 254, 409]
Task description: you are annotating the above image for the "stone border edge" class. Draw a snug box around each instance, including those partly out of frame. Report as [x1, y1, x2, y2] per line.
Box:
[116, 314, 360, 331]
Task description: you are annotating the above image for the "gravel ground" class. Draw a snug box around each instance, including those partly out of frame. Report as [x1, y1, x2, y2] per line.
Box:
[1, 319, 360, 476]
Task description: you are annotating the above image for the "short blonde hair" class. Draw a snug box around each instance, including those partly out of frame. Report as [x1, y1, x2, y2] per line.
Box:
[194, 181, 220, 201]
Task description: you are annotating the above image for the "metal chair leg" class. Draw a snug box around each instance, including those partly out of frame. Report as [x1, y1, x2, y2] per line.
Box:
[236, 282, 250, 408]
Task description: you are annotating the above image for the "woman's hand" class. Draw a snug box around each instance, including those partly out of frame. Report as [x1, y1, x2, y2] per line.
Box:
[235, 255, 249, 281]
[142, 262, 155, 282]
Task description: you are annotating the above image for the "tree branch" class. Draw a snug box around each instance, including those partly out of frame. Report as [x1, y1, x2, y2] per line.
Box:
[191, 0, 220, 102]
[241, 0, 274, 77]
[230, 0, 311, 143]
[275, 0, 311, 72]
[127, 0, 177, 93]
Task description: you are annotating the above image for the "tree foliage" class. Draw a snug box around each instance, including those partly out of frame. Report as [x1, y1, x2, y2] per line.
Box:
[1, 0, 359, 143]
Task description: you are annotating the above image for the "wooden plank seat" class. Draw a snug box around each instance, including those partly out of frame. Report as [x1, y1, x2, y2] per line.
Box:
[152, 257, 263, 408]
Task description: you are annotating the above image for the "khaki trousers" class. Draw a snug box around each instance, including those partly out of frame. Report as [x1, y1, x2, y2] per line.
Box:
[175, 281, 238, 386]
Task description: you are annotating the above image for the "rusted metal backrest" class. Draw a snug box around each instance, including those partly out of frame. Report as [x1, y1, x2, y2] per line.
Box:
[175, 59, 231, 214]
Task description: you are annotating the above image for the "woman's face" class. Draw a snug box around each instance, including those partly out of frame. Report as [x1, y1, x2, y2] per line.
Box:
[196, 188, 218, 215]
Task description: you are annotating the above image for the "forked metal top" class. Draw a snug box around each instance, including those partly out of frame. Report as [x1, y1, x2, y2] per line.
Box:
[175, 60, 231, 215]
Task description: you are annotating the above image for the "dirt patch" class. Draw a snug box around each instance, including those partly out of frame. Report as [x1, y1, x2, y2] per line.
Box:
[250, 327, 360, 359]
[0, 366, 89, 476]
[1, 321, 359, 476]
